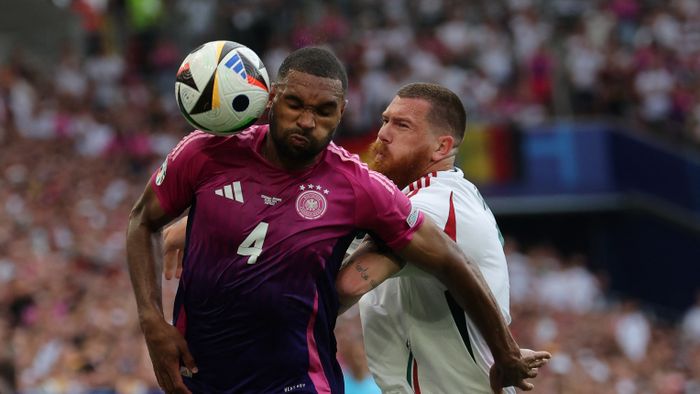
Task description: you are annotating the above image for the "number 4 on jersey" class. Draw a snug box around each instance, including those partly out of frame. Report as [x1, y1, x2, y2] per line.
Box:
[237, 222, 269, 264]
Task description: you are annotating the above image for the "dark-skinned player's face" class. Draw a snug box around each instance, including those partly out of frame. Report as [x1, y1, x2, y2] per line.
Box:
[268, 70, 345, 164]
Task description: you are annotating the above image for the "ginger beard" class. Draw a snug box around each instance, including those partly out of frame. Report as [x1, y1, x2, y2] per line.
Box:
[368, 140, 433, 190]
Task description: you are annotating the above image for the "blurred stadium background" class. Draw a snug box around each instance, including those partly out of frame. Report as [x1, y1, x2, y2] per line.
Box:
[1, 0, 699, 392]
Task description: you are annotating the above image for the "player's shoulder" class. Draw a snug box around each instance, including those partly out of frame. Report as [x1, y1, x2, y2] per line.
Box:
[407, 171, 451, 196]
[235, 124, 268, 146]
[324, 142, 366, 171]
[325, 142, 397, 193]
[408, 169, 478, 203]
[169, 125, 266, 160]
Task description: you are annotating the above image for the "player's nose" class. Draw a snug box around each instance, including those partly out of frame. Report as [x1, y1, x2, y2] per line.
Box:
[377, 124, 391, 143]
[297, 109, 316, 130]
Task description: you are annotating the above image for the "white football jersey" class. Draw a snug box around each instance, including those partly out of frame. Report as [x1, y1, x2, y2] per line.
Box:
[359, 168, 514, 394]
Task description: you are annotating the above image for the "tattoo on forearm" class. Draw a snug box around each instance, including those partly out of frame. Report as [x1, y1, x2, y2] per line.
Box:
[354, 263, 369, 280]
[354, 263, 379, 289]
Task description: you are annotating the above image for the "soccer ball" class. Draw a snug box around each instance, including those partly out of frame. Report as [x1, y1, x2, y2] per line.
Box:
[175, 40, 270, 135]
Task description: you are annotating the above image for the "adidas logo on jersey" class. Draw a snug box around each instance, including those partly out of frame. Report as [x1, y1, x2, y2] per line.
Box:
[214, 182, 244, 202]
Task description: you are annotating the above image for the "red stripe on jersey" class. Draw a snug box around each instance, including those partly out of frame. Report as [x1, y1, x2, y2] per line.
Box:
[443, 192, 457, 241]
[407, 173, 434, 195]
[412, 358, 422, 394]
[406, 189, 420, 199]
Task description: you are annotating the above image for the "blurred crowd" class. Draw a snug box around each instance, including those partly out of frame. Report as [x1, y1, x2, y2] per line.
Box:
[268, 0, 700, 144]
[11, 0, 700, 145]
[1, 0, 700, 392]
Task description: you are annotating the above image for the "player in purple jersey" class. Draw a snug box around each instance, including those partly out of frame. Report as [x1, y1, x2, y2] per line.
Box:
[128, 47, 536, 394]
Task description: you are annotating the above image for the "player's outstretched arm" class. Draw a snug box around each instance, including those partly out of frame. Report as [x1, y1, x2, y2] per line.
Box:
[395, 217, 546, 393]
[336, 237, 403, 313]
[163, 215, 188, 280]
[127, 185, 196, 394]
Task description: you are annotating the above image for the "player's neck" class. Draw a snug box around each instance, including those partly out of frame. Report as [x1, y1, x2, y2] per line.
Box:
[422, 157, 454, 177]
[395, 158, 454, 189]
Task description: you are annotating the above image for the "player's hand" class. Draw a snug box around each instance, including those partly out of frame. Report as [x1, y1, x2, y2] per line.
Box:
[162, 224, 184, 280]
[489, 348, 551, 393]
[142, 318, 197, 394]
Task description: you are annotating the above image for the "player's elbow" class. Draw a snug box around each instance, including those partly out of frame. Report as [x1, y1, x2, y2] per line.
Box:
[336, 265, 369, 301]
[128, 201, 143, 223]
[128, 200, 150, 230]
[127, 196, 161, 236]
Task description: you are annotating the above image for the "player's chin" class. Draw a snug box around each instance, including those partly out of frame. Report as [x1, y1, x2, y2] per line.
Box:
[287, 145, 322, 162]
[368, 155, 387, 172]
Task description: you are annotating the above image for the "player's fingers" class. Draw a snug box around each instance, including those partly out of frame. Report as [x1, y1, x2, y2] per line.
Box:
[179, 341, 199, 375]
[527, 368, 539, 378]
[521, 349, 551, 359]
[528, 351, 552, 360]
[175, 249, 183, 279]
[165, 362, 192, 394]
[515, 380, 535, 391]
[528, 358, 548, 368]
[163, 249, 179, 280]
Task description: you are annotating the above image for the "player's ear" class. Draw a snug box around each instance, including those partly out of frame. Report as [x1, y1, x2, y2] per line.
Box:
[339, 98, 348, 116]
[266, 85, 277, 109]
[432, 135, 455, 161]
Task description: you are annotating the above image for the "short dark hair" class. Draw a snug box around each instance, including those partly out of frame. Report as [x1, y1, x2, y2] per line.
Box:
[277, 47, 348, 94]
[396, 83, 466, 143]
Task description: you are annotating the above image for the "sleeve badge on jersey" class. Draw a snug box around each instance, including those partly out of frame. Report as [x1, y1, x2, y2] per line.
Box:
[155, 159, 168, 186]
[406, 207, 420, 227]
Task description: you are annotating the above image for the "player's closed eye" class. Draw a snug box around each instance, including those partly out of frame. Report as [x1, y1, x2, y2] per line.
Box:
[316, 106, 335, 117]
[286, 100, 303, 110]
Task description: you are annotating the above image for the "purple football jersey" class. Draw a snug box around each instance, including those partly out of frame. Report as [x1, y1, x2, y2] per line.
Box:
[150, 125, 423, 393]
